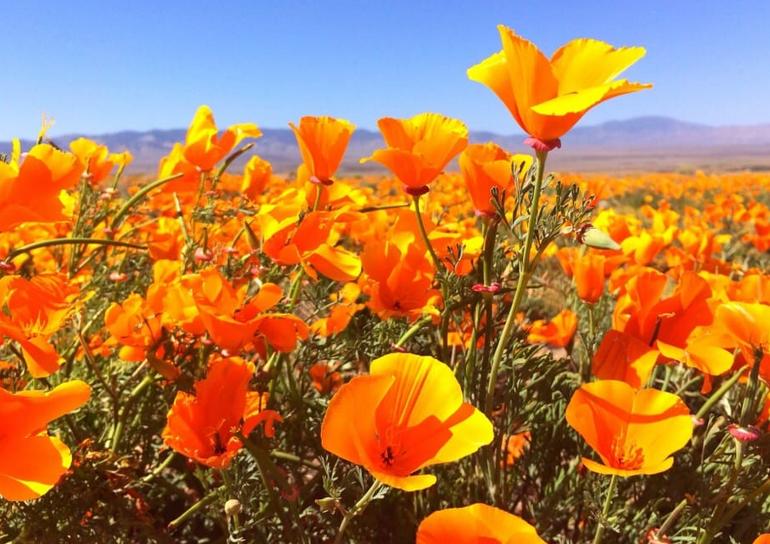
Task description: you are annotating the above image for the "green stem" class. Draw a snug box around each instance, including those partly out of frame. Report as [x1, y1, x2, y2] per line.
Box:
[484, 151, 547, 413]
[695, 368, 744, 420]
[7, 238, 145, 260]
[593, 474, 617, 544]
[110, 374, 155, 452]
[334, 481, 383, 544]
[395, 316, 431, 348]
[412, 194, 441, 270]
[110, 172, 183, 230]
[656, 498, 688, 538]
[167, 489, 218, 530]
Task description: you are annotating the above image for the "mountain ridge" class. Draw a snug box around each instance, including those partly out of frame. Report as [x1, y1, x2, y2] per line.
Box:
[4, 116, 770, 172]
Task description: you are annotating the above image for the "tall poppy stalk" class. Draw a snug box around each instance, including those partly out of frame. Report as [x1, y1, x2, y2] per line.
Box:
[485, 149, 548, 412]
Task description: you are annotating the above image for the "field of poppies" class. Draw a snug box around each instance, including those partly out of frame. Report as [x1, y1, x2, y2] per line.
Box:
[1, 25, 769, 544]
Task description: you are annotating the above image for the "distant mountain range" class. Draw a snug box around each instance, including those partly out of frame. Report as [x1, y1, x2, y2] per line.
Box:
[4, 116, 770, 172]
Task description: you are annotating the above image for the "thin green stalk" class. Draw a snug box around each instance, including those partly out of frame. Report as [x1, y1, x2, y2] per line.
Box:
[110, 374, 155, 452]
[412, 194, 441, 270]
[110, 172, 183, 230]
[593, 474, 617, 544]
[484, 151, 547, 413]
[334, 481, 383, 544]
[7, 238, 146, 260]
[395, 316, 431, 348]
[695, 368, 744, 420]
[167, 489, 219, 530]
[656, 498, 688, 539]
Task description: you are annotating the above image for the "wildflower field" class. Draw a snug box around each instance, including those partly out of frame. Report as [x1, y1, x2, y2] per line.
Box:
[1, 25, 769, 544]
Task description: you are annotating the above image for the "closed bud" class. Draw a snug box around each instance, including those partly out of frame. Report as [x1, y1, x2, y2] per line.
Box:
[224, 499, 241, 518]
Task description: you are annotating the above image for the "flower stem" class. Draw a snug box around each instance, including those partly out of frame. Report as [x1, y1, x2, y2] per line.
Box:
[412, 194, 441, 270]
[484, 151, 547, 413]
[110, 172, 183, 230]
[694, 368, 744, 420]
[334, 481, 383, 544]
[167, 489, 218, 531]
[656, 498, 688, 539]
[593, 474, 617, 544]
[7, 238, 146, 261]
[395, 316, 432, 348]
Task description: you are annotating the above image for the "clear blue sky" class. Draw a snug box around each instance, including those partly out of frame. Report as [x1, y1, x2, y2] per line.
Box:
[3, 1, 769, 139]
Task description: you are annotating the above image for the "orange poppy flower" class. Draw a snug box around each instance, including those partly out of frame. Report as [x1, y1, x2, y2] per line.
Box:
[183, 105, 261, 171]
[308, 361, 342, 395]
[162, 357, 281, 468]
[361, 113, 468, 194]
[572, 252, 607, 304]
[416, 504, 545, 544]
[259, 205, 362, 282]
[754, 536, 770, 544]
[526, 309, 577, 348]
[502, 431, 531, 467]
[592, 330, 659, 388]
[468, 25, 650, 146]
[189, 268, 309, 354]
[360, 240, 440, 321]
[565, 380, 693, 476]
[0, 274, 79, 377]
[69, 137, 132, 184]
[104, 293, 164, 363]
[240, 155, 273, 200]
[310, 283, 363, 337]
[459, 142, 532, 217]
[157, 143, 200, 193]
[289, 116, 355, 184]
[321, 352, 492, 491]
[614, 270, 712, 349]
[0, 380, 90, 500]
[0, 143, 82, 231]
[659, 301, 770, 382]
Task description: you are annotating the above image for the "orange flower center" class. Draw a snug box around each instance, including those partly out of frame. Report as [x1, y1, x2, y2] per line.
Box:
[610, 434, 645, 470]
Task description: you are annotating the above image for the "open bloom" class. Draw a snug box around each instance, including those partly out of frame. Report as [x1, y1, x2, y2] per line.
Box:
[361, 113, 468, 194]
[468, 25, 650, 144]
[0, 380, 91, 500]
[162, 357, 281, 468]
[0, 143, 82, 231]
[0, 274, 79, 377]
[566, 380, 693, 476]
[526, 309, 577, 348]
[69, 137, 132, 184]
[289, 116, 355, 184]
[416, 504, 545, 544]
[183, 105, 261, 171]
[321, 353, 492, 491]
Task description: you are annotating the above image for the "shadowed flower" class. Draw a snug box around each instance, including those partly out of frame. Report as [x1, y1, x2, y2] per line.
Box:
[289, 116, 355, 184]
[526, 309, 577, 348]
[468, 25, 650, 146]
[361, 113, 468, 194]
[416, 503, 545, 544]
[162, 357, 281, 468]
[321, 353, 492, 491]
[566, 380, 693, 476]
[0, 380, 90, 500]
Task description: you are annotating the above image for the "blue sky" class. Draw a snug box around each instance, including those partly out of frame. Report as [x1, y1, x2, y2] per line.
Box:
[3, 1, 769, 139]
